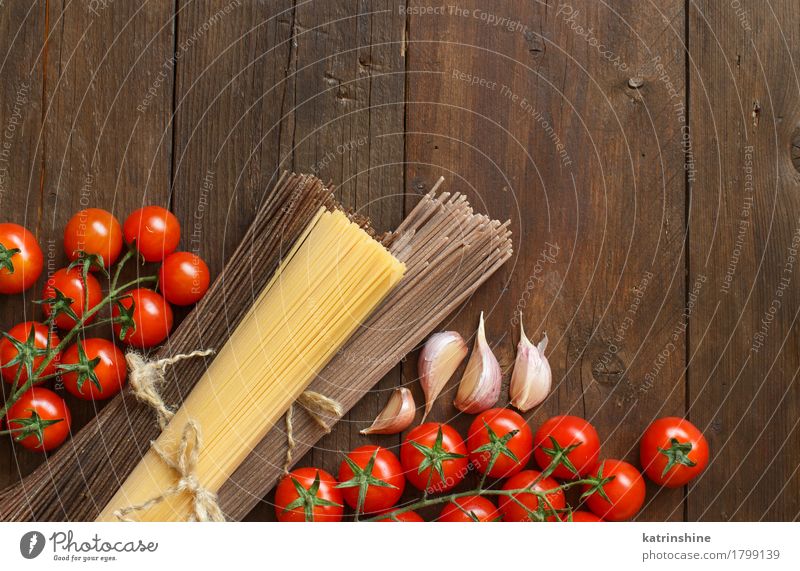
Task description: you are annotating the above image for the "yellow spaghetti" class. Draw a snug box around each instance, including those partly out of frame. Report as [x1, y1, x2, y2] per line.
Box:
[97, 208, 405, 521]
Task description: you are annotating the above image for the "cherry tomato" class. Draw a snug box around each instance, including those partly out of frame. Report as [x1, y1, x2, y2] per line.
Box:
[583, 459, 645, 522]
[337, 445, 405, 514]
[467, 408, 533, 479]
[61, 338, 127, 400]
[640, 417, 709, 487]
[562, 510, 604, 522]
[123, 206, 180, 262]
[533, 415, 601, 479]
[0, 321, 61, 386]
[42, 268, 103, 329]
[400, 422, 468, 494]
[158, 251, 210, 306]
[5, 387, 71, 451]
[274, 467, 343, 522]
[376, 510, 424, 522]
[0, 223, 43, 294]
[439, 495, 500, 522]
[498, 470, 565, 522]
[112, 288, 173, 348]
[63, 208, 123, 268]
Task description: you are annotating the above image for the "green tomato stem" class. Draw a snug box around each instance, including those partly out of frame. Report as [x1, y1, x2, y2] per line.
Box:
[0, 251, 157, 420]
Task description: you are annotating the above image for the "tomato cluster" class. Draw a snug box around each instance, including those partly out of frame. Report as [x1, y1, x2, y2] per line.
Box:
[275, 410, 709, 522]
[1, 206, 211, 453]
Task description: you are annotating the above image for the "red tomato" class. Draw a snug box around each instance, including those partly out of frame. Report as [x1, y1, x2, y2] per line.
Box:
[0, 223, 43, 294]
[63, 208, 123, 268]
[123, 206, 180, 262]
[583, 459, 646, 522]
[533, 415, 601, 479]
[0, 321, 61, 386]
[400, 422, 468, 494]
[61, 338, 127, 400]
[337, 445, 405, 514]
[439, 495, 500, 522]
[5, 387, 71, 451]
[113, 288, 173, 348]
[640, 417, 709, 487]
[42, 268, 103, 329]
[274, 467, 343, 522]
[467, 408, 533, 479]
[158, 252, 210, 306]
[562, 510, 604, 522]
[498, 470, 566, 522]
[376, 510, 424, 522]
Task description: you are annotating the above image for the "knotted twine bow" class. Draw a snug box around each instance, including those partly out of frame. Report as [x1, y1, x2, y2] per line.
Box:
[120, 349, 343, 521]
[113, 420, 225, 522]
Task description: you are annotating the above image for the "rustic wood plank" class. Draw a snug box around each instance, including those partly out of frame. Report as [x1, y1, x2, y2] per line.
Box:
[0, 0, 46, 489]
[404, 0, 687, 520]
[166, 0, 406, 520]
[688, 0, 800, 521]
[286, 0, 407, 522]
[0, 0, 174, 502]
[37, 0, 175, 491]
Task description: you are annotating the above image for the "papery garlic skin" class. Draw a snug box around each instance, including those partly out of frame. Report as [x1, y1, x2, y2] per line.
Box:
[361, 387, 416, 435]
[418, 331, 468, 419]
[509, 322, 551, 413]
[454, 312, 501, 413]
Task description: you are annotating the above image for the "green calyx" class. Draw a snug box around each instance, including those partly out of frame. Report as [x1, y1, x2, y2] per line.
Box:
[580, 462, 616, 503]
[658, 438, 696, 477]
[410, 426, 466, 492]
[335, 449, 397, 519]
[68, 251, 108, 279]
[112, 297, 137, 341]
[541, 436, 582, 476]
[283, 472, 342, 522]
[58, 341, 102, 394]
[8, 409, 63, 446]
[471, 421, 520, 483]
[0, 327, 49, 385]
[36, 288, 79, 326]
[0, 243, 21, 274]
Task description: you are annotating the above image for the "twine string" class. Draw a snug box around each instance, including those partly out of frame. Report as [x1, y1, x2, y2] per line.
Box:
[113, 420, 225, 522]
[282, 391, 343, 474]
[125, 350, 215, 429]
[122, 350, 344, 519]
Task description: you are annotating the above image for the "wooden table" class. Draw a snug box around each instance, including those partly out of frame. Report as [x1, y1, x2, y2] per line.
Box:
[1, 0, 798, 522]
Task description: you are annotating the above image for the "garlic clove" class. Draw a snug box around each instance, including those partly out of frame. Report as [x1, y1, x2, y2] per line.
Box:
[509, 317, 551, 412]
[454, 312, 502, 413]
[360, 387, 416, 435]
[418, 331, 468, 419]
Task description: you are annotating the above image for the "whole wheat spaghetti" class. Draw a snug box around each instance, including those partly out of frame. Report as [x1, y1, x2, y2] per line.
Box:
[97, 208, 405, 521]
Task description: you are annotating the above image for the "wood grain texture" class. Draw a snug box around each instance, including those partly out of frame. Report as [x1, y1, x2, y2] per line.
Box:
[0, 0, 174, 517]
[2, 0, 800, 522]
[403, 0, 687, 520]
[688, 0, 800, 521]
[0, 0, 46, 489]
[285, 0, 407, 522]
[0, 175, 337, 521]
[39, 0, 176, 444]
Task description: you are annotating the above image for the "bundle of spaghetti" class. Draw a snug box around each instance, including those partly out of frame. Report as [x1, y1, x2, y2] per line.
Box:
[218, 180, 514, 519]
[0, 172, 359, 522]
[96, 208, 405, 521]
